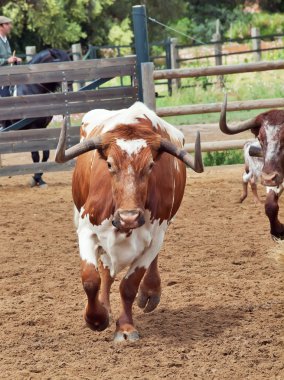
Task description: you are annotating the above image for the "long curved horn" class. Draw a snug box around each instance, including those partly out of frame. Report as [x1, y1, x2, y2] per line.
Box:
[249, 145, 263, 158]
[160, 132, 204, 173]
[55, 117, 102, 163]
[219, 94, 258, 135]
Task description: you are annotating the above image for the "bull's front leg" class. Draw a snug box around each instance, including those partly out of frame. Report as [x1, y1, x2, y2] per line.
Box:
[137, 256, 161, 313]
[78, 229, 110, 331]
[98, 257, 114, 318]
[81, 261, 110, 331]
[114, 267, 146, 342]
[265, 190, 284, 239]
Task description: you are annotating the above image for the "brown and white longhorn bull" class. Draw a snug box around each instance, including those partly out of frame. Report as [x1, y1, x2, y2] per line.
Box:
[220, 95, 284, 239]
[55, 102, 203, 341]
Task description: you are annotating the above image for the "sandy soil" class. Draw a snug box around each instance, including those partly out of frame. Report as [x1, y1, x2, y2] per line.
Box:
[0, 164, 283, 380]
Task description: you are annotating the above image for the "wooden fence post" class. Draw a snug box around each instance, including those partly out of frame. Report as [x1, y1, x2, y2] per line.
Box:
[132, 5, 150, 101]
[25, 46, 36, 62]
[251, 27, 261, 61]
[212, 19, 223, 87]
[72, 43, 84, 89]
[170, 38, 181, 92]
[71, 43, 83, 61]
[141, 62, 156, 111]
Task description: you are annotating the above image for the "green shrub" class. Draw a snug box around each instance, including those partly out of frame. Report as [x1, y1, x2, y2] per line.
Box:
[203, 150, 244, 166]
[227, 12, 284, 39]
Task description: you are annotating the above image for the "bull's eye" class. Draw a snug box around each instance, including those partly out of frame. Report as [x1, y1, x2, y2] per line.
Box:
[149, 162, 155, 170]
[107, 162, 112, 170]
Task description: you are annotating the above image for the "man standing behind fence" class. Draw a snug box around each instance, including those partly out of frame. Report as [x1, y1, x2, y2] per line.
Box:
[0, 15, 22, 130]
[0, 15, 22, 96]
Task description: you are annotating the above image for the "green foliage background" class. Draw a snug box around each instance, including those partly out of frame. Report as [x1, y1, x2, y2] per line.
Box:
[0, 1, 283, 52]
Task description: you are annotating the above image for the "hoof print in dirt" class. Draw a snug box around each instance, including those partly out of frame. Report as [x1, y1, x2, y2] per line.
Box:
[113, 330, 140, 343]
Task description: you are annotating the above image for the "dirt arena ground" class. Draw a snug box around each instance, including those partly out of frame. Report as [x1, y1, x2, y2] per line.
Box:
[0, 162, 283, 380]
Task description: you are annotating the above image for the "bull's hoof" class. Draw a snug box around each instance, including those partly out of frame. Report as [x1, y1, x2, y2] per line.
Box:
[271, 233, 284, 242]
[113, 330, 140, 342]
[84, 310, 109, 332]
[137, 289, 160, 313]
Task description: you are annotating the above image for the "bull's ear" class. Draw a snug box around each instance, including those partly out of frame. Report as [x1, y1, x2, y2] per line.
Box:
[159, 132, 204, 173]
[249, 145, 263, 158]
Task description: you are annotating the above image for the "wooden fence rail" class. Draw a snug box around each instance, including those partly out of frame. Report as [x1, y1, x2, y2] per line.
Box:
[185, 139, 255, 153]
[153, 60, 284, 80]
[0, 55, 138, 177]
[0, 56, 136, 86]
[0, 127, 80, 154]
[0, 87, 137, 120]
[0, 126, 253, 177]
[157, 98, 284, 117]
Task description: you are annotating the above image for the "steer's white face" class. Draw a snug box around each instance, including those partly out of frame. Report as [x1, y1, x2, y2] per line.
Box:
[258, 122, 284, 187]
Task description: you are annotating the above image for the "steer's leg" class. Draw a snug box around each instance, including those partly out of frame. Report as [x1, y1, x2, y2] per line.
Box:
[81, 261, 109, 331]
[114, 267, 146, 342]
[78, 229, 109, 331]
[240, 166, 250, 203]
[137, 256, 161, 313]
[239, 180, 248, 203]
[265, 190, 284, 240]
[98, 256, 114, 317]
[250, 177, 261, 204]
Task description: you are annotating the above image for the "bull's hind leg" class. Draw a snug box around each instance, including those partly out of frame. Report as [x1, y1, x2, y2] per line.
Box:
[265, 190, 284, 240]
[239, 167, 250, 203]
[114, 267, 146, 342]
[78, 230, 109, 331]
[137, 256, 161, 313]
[239, 180, 248, 203]
[250, 180, 261, 204]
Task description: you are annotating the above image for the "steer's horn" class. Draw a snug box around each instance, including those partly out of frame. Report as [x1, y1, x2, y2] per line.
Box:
[160, 132, 204, 173]
[219, 94, 258, 135]
[249, 145, 263, 158]
[55, 117, 102, 163]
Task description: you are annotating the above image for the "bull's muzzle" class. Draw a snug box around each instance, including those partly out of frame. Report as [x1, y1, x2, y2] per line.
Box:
[112, 209, 145, 231]
[261, 171, 283, 187]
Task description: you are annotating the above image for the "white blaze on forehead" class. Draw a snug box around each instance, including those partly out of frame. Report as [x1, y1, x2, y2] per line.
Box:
[264, 123, 281, 162]
[116, 138, 147, 155]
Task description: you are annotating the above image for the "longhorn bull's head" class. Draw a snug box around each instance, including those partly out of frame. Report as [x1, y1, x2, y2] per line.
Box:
[219, 94, 284, 187]
[56, 116, 204, 231]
